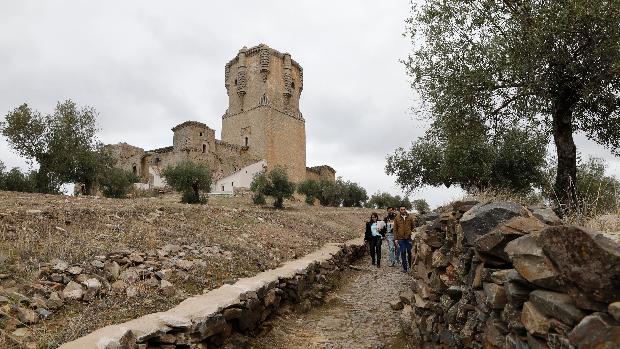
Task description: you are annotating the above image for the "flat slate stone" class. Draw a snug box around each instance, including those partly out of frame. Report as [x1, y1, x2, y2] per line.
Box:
[528, 290, 586, 326]
[460, 202, 527, 246]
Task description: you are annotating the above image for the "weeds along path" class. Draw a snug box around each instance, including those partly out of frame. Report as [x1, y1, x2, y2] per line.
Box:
[251, 243, 414, 349]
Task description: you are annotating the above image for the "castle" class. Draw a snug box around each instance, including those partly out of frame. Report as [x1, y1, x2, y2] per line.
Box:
[107, 44, 335, 193]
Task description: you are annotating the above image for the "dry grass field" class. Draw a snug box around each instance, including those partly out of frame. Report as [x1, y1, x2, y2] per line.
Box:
[0, 191, 373, 348]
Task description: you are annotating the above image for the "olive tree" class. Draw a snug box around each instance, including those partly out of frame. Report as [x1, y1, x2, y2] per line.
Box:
[405, 0, 620, 212]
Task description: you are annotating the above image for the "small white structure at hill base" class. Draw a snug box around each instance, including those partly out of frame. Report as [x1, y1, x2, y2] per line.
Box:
[211, 160, 267, 194]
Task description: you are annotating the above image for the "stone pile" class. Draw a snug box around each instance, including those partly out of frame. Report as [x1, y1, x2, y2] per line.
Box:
[58, 238, 366, 349]
[0, 242, 231, 342]
[400, 201, 620, 348]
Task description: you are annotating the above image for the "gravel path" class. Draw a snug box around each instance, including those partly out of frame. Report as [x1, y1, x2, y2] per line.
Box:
[250, 243, 415, 349]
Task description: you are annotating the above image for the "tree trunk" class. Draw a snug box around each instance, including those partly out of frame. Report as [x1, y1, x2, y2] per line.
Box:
[193, 184, 199, 200]
[84, 179, 94, 196]
[274, 197, 284, 209]
[552, 93, 578, 214]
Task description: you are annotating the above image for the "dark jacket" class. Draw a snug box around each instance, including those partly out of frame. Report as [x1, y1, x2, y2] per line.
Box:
[365, 221, 384, 241]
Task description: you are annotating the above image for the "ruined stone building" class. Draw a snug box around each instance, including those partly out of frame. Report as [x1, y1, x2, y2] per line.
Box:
[106, 44, 335, 193]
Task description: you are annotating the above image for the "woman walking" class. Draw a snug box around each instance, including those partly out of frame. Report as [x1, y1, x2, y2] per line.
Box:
[364, 213, 383, 267]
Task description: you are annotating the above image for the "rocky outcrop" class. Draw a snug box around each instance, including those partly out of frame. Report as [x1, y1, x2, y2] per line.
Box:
[58, 238, 366, 348]
[400, 200, 620, 349]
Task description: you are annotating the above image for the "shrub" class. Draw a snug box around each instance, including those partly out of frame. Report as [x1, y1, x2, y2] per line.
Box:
[98, 167, 139, 198]
[367, 192, 412, 209]
[250, 166, 295, 209]
[297, 179, 320, 205]
[162, 161, 212, 204]
[0, 165, 37, 193]
[412, 199, 430, 214]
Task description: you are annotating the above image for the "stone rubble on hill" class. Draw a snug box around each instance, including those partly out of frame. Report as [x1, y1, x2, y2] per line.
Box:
[0, 241, 232, 346]
[398, 200, 620, 349]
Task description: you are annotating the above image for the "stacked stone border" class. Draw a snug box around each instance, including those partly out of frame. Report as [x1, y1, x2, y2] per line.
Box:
[399, 201, 620, 348]
[59, 238, 366, 349]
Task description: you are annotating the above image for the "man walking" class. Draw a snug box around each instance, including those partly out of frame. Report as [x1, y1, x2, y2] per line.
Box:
[393, 206, 416, 273]
[382, 207, 398, 267]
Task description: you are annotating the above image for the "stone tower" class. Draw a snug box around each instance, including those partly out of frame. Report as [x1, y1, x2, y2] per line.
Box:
[221, 44, 306, 182]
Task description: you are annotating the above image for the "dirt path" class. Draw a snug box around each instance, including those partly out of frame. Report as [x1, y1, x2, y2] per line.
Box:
[250, 244, 415, 349]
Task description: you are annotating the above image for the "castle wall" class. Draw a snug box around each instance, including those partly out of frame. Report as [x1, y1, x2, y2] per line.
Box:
[104, 143, 145, 177]
[306, 166, 336, 182]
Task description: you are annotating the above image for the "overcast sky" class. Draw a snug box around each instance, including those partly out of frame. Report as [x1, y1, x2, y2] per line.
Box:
[1, 1, 619, 208]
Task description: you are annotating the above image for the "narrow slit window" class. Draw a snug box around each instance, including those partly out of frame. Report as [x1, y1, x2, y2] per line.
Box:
[202, 144, 206, 153]
[245, 137, 249, 146]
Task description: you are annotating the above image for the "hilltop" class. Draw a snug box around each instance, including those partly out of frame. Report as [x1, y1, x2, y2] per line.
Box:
[0, 191, 372, 348]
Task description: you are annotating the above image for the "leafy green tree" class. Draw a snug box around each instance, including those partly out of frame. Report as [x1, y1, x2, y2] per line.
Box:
[250, 166, 295, 209]
[1, 101, 107, 194]
[316, 180, 340, 206]
[297, 179, 320, 205]
[338, 178, 368, 207]
[250, 172, 268, 205]
[0, 166, 37, 193]
[575, 158, 620, 216]
[405, 0, 620, 211]
[162, 161, 212, 204]
[387, 124, 548, 194]
[367, 192, 412, 210]
[412, 199, 430, 214]
[98, 167, 139, 198]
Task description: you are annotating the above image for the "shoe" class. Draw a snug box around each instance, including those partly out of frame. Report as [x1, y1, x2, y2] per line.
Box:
[389, 262, 395, 267]
[402, 269, 408, 273]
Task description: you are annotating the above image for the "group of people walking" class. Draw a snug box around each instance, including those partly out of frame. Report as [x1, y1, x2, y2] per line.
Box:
[364, 206, 417, 273]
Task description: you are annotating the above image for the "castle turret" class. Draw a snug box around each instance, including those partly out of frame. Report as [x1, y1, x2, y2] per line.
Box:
[221, 44, 306, 182]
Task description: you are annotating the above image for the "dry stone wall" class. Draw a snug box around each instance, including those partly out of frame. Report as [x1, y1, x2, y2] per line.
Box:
[400, 201, 620, 348]
[58, 238, 366, 349]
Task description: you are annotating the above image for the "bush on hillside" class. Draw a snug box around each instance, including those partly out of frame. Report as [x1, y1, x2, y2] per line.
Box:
[162, 161, 212, 204]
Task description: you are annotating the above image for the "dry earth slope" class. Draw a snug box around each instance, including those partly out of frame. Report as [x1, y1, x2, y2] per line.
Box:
[0, 191, 373, 348]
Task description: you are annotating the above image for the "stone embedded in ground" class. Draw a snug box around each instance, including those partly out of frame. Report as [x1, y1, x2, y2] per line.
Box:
[390, 300, 404, 310]
[66, 266, 83, 275]
[52, 259, 69, 272]
[47, 292, 63, 309]
[90, 260, 105, 268]
[160, 279, 175, 297]
[62, 281, 84, 300]
[569, 312, 620, 348]
[504, 234, 561, 290]
[609, 302, 620, 322]
[540, 225, 620, 304]
[17, 307, 39, 324]
[119, 269, 139, 284]
[460, 202, 527, 246]
[483, 282, 507, 309]
[11, 327, 32, 339]
[528, 290, 586, 326]
[521, 301, 550, 337]
[175, 259, 194, 270]
[128, 252, 144, 264]
[104, 260, 120, 280]
[110, 280, 127, 293]
[126, 286, 138, 298]
[82, 278, 102, 300]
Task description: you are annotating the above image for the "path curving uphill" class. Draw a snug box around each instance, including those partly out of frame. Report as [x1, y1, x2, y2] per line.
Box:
[251, 244, 414, 349]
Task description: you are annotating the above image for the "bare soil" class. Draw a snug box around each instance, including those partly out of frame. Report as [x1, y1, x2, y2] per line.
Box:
[0, 191, 373, 348]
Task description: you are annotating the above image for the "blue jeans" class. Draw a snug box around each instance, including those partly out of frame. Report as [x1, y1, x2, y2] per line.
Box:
[398, 239, 413, 271]
[386, 234, 397, 265]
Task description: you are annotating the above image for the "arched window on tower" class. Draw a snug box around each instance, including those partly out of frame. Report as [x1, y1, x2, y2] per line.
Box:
[245, 137, 249, 147]
[132, 164, 137, 175]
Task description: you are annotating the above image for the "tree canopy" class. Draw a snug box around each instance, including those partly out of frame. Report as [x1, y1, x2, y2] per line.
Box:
[251, 166, 295, 209]
[162, 161, 212, 204]
[1, 101, 109, 194]
[404, 0, 620, 211]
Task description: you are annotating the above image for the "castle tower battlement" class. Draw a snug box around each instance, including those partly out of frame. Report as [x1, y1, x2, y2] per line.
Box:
[221, 44, 307, 182]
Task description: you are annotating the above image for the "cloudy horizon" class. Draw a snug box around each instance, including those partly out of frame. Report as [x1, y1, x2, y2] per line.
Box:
[1, 1, 618, 208]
